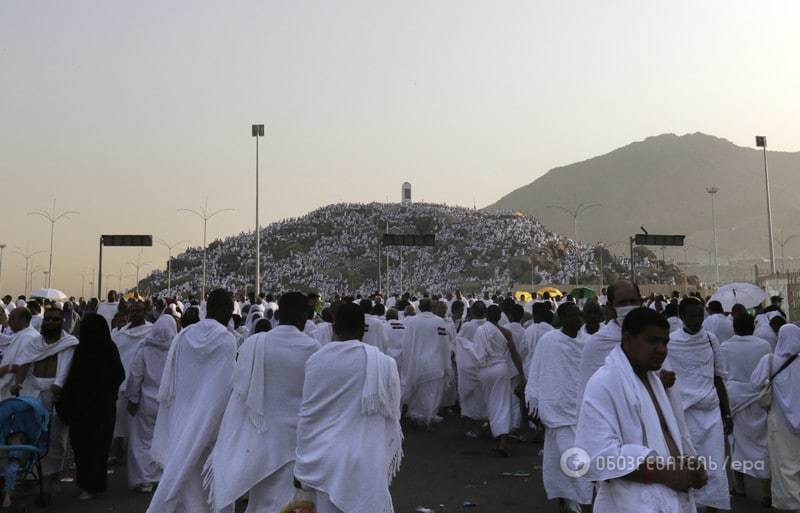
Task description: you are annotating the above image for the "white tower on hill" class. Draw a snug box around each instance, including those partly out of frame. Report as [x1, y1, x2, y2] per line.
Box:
[401, 182, 412, 204]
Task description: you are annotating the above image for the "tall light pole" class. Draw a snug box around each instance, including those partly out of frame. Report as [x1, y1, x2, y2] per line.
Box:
[706, 186, 720, 284]
[126, 251, 152, 295]
[157, 238, 190, 295]
[12, 247, 45, 294]
[0, 244, 6, 293]
[28, 200, 79, 288]
[252, 124, 265, 297]
[756, 136, 777, 274]
[178, 199, 234, 300]
[547, 200, 602, 285]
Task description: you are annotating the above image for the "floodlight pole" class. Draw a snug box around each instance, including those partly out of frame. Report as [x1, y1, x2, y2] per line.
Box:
[706, 187, 720, 284]
[756, 136, 777, 274]
[252, 124, 264, 298]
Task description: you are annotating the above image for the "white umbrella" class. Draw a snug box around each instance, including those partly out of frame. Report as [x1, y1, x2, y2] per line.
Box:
[709, 282, 767, 311]
[29, 288, 68, 301]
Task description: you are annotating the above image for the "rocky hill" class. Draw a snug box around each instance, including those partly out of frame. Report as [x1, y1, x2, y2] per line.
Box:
[137, 202, 685, 297]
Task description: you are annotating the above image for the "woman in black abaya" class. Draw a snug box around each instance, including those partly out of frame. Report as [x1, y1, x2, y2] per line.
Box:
[57, 313, 125, 500]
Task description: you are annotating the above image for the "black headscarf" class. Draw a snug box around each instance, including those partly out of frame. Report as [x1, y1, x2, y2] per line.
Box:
[57, 313, 125, 425]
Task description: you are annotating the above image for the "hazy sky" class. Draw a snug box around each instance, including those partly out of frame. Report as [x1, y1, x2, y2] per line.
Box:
[1, 0, 799, 297]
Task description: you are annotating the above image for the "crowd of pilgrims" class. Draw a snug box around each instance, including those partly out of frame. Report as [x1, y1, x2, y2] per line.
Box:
[0, 281, 798, 513]
[143, 202, 626, 298]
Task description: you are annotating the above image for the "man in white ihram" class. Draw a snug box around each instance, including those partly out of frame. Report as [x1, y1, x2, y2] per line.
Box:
[527, 302, 592, 512]
[400, 298, 452, 426]
[576, 279, 642, 409]
[204, 292, 320, 513]
[146, 289, 236, 513]
[664, 297, 731, 512]
[718, 312, 772, 506]
[294, 302, 403, 513]
[576, 307, 707, 513]
[112, 300, 152, 452]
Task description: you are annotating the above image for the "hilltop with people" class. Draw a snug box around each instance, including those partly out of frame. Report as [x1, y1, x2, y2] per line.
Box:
[136, 202, 690, 298]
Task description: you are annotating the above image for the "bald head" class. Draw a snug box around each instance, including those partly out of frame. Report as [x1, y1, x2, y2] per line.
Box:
[607, 280, 641, 311]
[8, 307, 32, 333]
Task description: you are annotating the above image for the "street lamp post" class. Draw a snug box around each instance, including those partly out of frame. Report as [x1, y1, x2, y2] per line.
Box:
[774, 231, 799, 273]
[28, 200, 79, 288]
[178, 199, 234, 300]
[27, 265, 44, 293]
[756, 136, 777, 274]
[547, 200, 602, 285]
[252, 124, 265, 297]
[12, 247, 45, 294]
[157, 239, 190, 295]
[126, 252, 152, 295]
[706, 186, 720, 284]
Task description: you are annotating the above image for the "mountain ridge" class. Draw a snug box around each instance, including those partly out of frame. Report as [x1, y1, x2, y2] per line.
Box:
[486, 132, 800, 267]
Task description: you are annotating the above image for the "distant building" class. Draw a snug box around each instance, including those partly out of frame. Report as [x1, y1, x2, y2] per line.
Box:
[402, 182, 412, 204]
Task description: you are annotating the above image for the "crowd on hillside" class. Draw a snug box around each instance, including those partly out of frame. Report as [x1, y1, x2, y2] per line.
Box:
[140, 203, 671, 298]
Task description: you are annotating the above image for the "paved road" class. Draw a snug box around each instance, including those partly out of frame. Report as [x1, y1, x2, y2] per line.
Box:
[12, 412, 773, 512]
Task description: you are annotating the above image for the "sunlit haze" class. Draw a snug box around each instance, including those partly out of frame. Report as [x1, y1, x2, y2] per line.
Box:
[2, 0, 799, 296]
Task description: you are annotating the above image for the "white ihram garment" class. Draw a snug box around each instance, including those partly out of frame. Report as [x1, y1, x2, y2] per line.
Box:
[294, 342, 402, 513]
[125, 315, 177, 487]
[719, 334, 771, 479]
[113, 322, 152, 438]
[383, 320, 406, 366]
[576, 321, 620, 411]
[0, 327, 40, 399]
[400, 312, 452, 422]
[453, 336, 486, 420]
[17, 331, 78, 475]
[363, 315, 389, 353]
[311, 322, 333, 346]
[146, 319, 236, 513]
[702, 314, 734, 343]
[472, 323, 514, 437]
[576, 346, 697, 513]
[527, 329, 592, 504]
[521, 321, 553, 374]
[751, 324, 800, 510]
[204, 325, 320, 513]
[664, 328, 730, 510]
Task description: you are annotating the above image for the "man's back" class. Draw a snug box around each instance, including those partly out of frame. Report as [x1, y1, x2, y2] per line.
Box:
[400, 312, 450, 387]
[295, 341, 401, 513]
[702, 314, 734, 343]
[719, 335, 771, 383]
[148, 319, 236, 513]
[243, 325, 320, 434]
